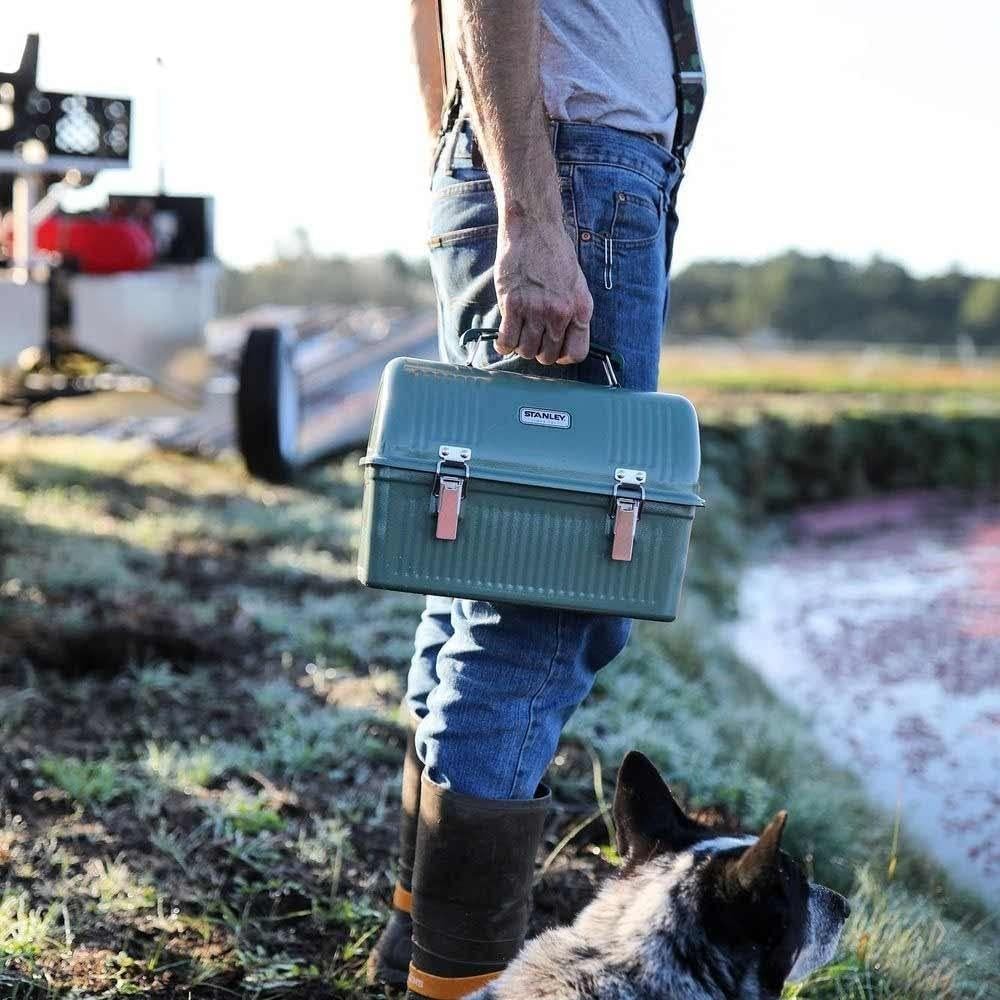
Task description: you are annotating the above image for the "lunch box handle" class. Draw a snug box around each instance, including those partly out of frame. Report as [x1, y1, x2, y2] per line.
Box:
[459, 328, 622, 388]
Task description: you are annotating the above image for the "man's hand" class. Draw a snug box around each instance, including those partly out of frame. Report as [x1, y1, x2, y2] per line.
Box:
[495, 211, 592, 364]
[452, 0, 592, 365]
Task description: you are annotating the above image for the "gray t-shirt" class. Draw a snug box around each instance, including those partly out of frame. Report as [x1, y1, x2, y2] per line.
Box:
[540, 0, 677, 149]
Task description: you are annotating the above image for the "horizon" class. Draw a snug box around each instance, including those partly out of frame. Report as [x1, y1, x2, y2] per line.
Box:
[5, 1, 1000, 279]
[221, 244, 995, 282]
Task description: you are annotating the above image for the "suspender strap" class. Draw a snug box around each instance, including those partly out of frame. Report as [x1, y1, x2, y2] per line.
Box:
[663, 0, 707, 168]
[436, 0, 449, 93]
[434, 0, 706, 166]
[436, 0, 463, 135]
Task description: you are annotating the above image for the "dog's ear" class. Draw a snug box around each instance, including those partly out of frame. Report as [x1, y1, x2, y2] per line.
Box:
[613, 751, 691, 863]
[732, 810, 787, 891]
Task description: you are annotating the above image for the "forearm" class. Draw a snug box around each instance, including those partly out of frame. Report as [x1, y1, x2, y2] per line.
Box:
[449, 0, 590, 364]
[452, 0, 562, 225]
[409, 0, 446, 143]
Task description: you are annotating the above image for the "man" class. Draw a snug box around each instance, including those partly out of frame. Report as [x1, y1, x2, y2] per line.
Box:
[368, 2, 705, 997]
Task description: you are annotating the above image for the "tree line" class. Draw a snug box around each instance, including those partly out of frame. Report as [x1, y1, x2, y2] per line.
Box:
[669, 252, 1000, 347]
[220, 241, 1000, 348]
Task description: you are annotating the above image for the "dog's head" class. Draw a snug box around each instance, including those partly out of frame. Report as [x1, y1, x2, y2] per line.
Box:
[613, 751, 849, 994]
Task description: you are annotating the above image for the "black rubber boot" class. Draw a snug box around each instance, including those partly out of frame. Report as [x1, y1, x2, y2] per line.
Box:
[406, 774, 550, 999]
[366, 722, 423, 987]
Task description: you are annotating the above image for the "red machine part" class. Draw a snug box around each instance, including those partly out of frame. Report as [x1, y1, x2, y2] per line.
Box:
[34, 215, 155, 274]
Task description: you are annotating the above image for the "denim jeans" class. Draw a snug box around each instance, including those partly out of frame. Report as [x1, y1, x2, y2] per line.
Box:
[405, 115, 681, 800]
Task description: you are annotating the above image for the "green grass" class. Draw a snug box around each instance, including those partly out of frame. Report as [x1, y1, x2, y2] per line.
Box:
[0, 429, 996, 998]
[660, 343, 1000, 400]
[0, 896, 62, 960]
[37, 757, 129, 808]
[787, 870, 998, 1000]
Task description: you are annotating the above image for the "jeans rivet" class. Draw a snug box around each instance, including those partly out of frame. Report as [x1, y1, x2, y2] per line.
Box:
[617, 192, 626, 202]
[581, 231, 591, 242]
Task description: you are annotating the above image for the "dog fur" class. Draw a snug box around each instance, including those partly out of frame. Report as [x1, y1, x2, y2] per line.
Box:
[470, 752, 849, 1000]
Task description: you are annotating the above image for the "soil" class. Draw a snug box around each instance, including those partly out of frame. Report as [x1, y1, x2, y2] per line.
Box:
[0, 458, 613, 998]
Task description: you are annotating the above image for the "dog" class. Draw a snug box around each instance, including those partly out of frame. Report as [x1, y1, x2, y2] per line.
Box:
[470, 751, 850, 1000]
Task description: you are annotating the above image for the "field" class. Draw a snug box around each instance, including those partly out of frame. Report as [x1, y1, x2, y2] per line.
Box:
[661, 342, 1000, 420]
[1, 347, 998, 999]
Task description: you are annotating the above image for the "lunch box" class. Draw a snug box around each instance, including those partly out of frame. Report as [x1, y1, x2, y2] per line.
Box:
[357, 334, 704, 621]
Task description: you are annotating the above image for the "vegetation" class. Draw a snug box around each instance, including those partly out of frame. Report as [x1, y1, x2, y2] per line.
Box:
[219, 242, 1000, 349]
[669, 253, 1000, 347]
[661, 344, 1000, 403]
[1, 363, 997, 997]
[220, 233, 434, 315]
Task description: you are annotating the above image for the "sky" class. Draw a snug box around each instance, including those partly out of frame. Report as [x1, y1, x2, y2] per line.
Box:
[5, 0, 999, 277]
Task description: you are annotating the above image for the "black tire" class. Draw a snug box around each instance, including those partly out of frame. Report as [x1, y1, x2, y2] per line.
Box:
[236, 327, 301, 483]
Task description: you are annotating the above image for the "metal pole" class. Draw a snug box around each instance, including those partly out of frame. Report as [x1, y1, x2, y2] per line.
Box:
[10, 172, 41, 282]
[156, 56, 166, 194]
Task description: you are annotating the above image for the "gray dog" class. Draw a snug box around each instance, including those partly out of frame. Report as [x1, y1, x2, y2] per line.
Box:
[471, 751, 850, 1000]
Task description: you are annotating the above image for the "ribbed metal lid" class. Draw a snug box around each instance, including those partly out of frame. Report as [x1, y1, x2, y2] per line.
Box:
[362, 357, 704, 507]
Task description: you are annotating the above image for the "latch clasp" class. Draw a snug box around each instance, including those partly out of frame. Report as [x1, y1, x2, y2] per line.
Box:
[611, 468, 646, 562]
[433, 446, 471, 541]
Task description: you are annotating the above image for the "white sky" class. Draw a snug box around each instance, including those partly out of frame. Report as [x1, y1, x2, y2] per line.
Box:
[5, 1, 999, 276]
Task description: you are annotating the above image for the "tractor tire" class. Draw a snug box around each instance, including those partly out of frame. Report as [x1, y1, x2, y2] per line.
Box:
[236, 327, 301, 484]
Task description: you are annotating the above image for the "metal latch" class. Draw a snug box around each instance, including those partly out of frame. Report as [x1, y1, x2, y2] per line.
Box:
[611, 468, 646, 562]
[433, 445, 471, 541]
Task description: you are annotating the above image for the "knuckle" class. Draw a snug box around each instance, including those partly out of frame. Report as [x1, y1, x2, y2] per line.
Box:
[524, 297, 546, 323]
[547, 302, 572, 325]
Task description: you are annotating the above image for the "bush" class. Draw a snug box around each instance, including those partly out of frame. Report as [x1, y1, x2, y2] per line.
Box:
[701, 414, 1000, 514]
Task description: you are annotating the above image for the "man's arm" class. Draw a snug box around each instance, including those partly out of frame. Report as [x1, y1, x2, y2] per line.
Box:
[452, 0, 591, 364]
[409, 0, 446, 147]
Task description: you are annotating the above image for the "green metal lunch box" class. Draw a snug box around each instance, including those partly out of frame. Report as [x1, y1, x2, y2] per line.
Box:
[357, 351, 704, 622]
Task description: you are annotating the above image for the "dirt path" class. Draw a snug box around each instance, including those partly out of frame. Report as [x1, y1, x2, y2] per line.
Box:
[732, 492, 1000, 905]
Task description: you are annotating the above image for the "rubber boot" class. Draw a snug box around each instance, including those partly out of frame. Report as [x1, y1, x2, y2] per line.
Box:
[406, 774, 550, 999]
[366, 721, 423, 987]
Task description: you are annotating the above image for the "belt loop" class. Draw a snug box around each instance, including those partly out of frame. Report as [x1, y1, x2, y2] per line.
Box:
[550, 119, 559, 154]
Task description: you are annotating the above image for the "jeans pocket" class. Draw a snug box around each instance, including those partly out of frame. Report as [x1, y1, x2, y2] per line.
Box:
[609, 190, 662, 245]
[428, 222, 500, 360]
[428, 174, 498, 248]
[572, 165, 665, 291]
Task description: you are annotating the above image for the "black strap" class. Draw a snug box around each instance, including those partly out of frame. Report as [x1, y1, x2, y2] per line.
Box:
[435, 0, 463, 136]
[436, 0, 448, 93]
[663, 0, 706, 168]
[435, 2, 705, 166]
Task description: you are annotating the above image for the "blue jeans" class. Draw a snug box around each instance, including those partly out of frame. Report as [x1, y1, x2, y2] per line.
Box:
[406, 116, 681, 800]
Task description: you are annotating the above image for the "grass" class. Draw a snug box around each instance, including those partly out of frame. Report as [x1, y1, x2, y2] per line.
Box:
[660, 342, 1000, 421]
[786, 870, 998, 1000]
[0, 409, 997, 997]
[660, 342, 1000, 396]
[0, 896, 62, 960]
[37, 757, 130, 808]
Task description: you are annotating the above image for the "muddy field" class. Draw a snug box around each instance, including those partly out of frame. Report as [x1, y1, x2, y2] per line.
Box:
[0, 438, 640, 998]
[1, 436, 997, 999]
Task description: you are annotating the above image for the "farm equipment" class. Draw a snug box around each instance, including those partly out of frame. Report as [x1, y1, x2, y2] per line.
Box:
[221, 304, 437, 482]
[0, 34, 217, 409]
[0, 34, 437, 482]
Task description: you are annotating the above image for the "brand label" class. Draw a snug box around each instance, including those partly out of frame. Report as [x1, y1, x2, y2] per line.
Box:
[519, 406, 571, 429]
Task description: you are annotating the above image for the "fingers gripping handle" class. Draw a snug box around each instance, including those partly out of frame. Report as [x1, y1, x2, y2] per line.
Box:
[459, 328, 621, 388]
